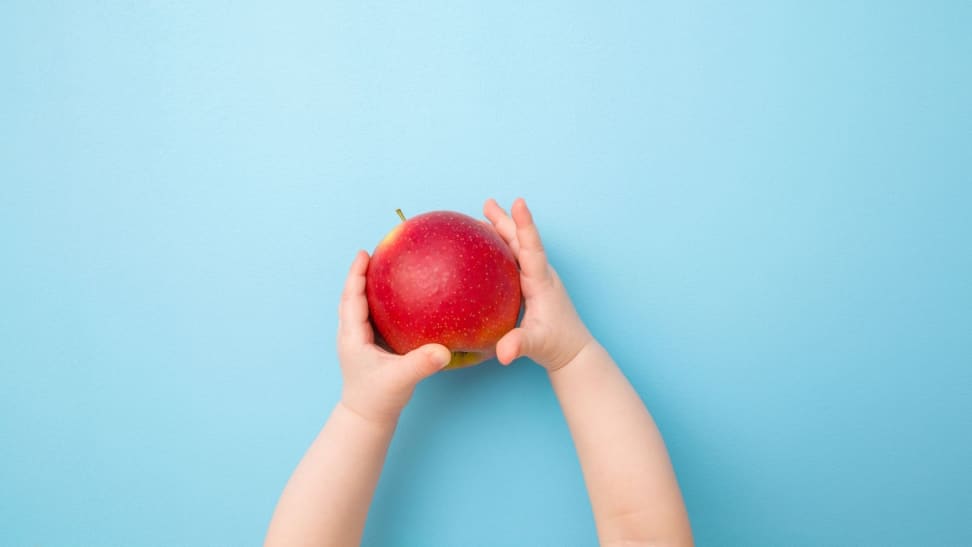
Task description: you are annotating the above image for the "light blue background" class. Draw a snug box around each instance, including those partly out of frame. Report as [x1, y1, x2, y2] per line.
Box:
[2, 2, 970, 546]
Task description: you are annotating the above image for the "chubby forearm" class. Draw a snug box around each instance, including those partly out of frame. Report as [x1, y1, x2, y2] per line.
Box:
[549, 341, 692, 546]
[265, 403, 397, 547]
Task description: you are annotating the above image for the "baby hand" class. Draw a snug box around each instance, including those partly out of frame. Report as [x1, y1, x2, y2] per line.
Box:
[484, 198, 594, 372]
[336, 251, 452, 424]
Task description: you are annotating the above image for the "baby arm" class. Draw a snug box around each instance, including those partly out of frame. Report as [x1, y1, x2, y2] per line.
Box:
[485, 199, 693, 547]
[264, 251, 452, 547]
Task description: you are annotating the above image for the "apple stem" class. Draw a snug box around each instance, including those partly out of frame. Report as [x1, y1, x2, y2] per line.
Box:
[395, 208, 406, 222]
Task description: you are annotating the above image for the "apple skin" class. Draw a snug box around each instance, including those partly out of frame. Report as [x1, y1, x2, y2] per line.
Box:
[365, 211, 521, 369]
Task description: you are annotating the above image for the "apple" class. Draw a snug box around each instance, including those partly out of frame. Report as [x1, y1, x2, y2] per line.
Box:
[366, 209, 521, 369]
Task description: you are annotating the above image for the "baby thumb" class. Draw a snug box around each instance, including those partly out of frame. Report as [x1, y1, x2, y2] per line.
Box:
[496, 328, 532, 365]
[399, 343, 452, 384]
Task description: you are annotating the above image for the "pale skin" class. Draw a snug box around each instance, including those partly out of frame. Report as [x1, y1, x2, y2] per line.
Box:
[265, 198, 693, 547]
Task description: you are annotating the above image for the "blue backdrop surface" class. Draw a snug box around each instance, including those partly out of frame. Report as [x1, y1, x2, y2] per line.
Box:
[2, 2, 971, 546]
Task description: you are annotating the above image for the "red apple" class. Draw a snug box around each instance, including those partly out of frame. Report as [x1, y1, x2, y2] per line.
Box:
[366, 209, 521, 369]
